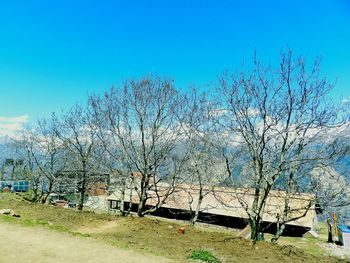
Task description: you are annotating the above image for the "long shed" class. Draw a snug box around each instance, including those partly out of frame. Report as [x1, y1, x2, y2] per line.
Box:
[108, 184, 319, 236]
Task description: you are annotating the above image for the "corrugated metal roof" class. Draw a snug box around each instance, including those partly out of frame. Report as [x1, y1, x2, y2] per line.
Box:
[108, 184, 317, 228]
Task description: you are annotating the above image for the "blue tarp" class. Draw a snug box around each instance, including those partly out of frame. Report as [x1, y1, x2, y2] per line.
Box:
[0, 180, 30, 192]
[338, 225, 350, 233]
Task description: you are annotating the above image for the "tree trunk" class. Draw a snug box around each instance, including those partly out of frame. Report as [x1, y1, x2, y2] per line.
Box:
[271, 223, 285, 243]
[78, 161, 88, 211]
[41, 180, 53, 204]
[125, 182, 134, 216]
[137, 198, 146, 217]
[327, 219, 333, 243]
[250, 220, 259, 242]
[0, 165, 4, 181]
[137, 186, 147, 217]
[191, 188, 203, 226]
[77, 176, 86, 211]
[11, 163, 15, 180]
[78, 190, 85, 210]
[119, 180, 126, 216]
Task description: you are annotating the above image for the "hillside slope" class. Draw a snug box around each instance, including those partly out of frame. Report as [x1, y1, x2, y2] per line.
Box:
[0, 193, 345, 263]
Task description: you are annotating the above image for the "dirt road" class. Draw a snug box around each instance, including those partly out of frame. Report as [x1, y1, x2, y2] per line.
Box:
[0, 223, 174, 263]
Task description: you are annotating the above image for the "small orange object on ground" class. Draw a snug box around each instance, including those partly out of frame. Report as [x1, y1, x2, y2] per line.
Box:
[55, 200, 68, 208]
[177, 227, 185, 234]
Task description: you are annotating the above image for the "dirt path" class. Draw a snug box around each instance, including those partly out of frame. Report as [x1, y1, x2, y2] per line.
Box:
[0, 223, 174, 263]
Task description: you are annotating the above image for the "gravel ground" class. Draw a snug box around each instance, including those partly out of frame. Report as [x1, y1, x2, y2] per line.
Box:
[320, 242, 350, 261]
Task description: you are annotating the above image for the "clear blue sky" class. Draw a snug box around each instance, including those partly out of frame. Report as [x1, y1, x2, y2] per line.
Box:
[0, 0, 350, 121]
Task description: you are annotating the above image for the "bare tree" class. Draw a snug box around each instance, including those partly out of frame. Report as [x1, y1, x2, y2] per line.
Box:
[52, 104, 98, 210]
[183, 89, 228, 225]
[29, 118, 67, 203]
[12, 128, 40, 200]
[13, 120, 68, 203]
[90, 76, 188, 217]
[217, 50, 350, 242]
[89, 94, 134, 216]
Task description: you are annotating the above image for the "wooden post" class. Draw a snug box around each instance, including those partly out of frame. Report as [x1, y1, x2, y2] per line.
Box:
[333, 213, 338, 238]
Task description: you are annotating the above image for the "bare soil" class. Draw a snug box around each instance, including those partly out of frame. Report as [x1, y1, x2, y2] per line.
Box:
[0, 223, 173, 263]
[0, 193, 345, 263]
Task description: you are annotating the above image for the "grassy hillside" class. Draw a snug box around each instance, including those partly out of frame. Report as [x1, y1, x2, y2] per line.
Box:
[0, 193, 344, 263]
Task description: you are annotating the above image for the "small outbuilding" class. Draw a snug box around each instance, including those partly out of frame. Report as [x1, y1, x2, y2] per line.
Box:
[338, 225, 350, 248]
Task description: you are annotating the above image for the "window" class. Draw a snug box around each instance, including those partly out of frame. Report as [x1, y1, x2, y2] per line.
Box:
[110, 200, 120, 210]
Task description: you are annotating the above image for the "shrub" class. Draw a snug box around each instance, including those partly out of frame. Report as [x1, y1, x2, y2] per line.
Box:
[188, 249, 221, 263]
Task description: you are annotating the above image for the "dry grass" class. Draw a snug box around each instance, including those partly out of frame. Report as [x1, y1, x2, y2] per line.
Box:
[0, 223, 172, 263]
[0, 193, 344, 263]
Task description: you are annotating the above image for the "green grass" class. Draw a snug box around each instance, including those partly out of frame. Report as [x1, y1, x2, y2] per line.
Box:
[264, 223, 330, 257]
[188, 250, 221, 263]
